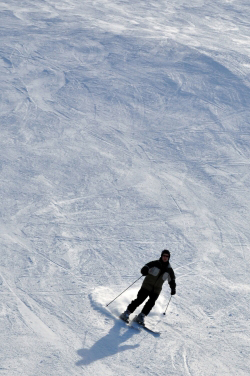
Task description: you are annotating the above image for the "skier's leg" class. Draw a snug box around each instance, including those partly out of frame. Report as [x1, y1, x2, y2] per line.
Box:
[141, 292, 159, 316]
[127, 287, 149, 314]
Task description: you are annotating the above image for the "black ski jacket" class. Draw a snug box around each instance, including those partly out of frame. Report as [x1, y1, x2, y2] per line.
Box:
[141, 259, 176, 295]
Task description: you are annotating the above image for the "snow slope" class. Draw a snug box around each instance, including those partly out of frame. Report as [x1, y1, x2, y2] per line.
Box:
[1, 0, 250, 375]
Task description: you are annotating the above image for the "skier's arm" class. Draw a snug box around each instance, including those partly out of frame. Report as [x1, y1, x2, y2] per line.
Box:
[141, 265, 149, 275]
[141, 260, 158, 276]
[169, 279, 176, 295]
[168, 269, 176, 295]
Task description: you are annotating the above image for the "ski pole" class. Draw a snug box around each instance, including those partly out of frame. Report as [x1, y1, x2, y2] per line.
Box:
[106, 275, 143, 307]
[163, 295, 172, 315]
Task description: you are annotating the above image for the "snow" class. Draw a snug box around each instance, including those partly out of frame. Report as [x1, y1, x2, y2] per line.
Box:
[1, 0, 250, 374]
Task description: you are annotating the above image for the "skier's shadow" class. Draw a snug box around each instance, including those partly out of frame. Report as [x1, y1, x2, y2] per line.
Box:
[76, 319, 140, 366]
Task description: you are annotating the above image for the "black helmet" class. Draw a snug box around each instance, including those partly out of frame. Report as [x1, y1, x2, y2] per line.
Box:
[161, 249, 171, 258]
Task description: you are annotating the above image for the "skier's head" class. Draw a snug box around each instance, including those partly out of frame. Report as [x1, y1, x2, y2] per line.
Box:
[161, 249, 170, 262]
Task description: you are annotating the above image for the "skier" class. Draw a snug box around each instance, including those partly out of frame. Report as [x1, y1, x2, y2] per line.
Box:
[120, 250, 176, 326]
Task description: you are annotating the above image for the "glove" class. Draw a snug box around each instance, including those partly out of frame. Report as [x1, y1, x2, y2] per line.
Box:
[171, 288, 176, 296]
[141, 266, 148, 276]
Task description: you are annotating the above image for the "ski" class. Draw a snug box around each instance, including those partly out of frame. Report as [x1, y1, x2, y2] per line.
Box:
[131, 315, 161, 336]
[120, 314, 160, 336]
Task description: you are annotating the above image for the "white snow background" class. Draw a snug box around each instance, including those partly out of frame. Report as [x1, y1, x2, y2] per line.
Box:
[1, 0, 250, 375]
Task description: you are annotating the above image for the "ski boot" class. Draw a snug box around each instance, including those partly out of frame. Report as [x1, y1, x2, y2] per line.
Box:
[134, 312, 145, 326]
[120, 309, 131, 323]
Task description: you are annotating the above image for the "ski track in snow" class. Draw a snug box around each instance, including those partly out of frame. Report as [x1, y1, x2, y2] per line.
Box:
[1, 0, 250, 375]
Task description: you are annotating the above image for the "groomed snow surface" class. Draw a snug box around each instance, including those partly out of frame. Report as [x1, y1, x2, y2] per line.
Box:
[1, 0, 250, 375]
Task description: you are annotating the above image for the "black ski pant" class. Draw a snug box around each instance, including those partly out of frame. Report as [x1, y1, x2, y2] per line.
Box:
[127, 287, 159, 316]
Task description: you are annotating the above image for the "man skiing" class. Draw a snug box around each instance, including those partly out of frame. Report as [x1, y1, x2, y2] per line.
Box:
[120, 250, 176, 326]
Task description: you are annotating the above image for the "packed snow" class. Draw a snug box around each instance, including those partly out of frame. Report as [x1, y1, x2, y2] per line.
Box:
[1, 0, 250, 375]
